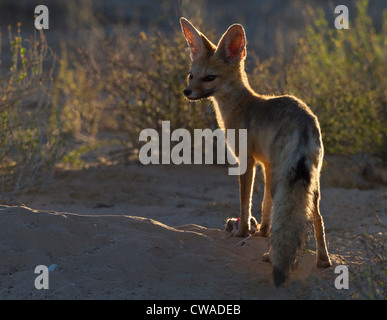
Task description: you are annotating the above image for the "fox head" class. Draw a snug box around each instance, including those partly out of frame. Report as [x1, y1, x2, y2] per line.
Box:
[180, 17, 248, 101]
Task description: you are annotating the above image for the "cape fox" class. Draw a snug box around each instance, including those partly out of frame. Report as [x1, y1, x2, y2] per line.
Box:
[180, 18, 331, 286]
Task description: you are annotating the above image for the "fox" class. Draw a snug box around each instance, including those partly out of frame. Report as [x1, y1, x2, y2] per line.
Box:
[180, 17, 332, 287]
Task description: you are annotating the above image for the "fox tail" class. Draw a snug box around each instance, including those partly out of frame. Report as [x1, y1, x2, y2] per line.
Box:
[269, 151, 315, 287]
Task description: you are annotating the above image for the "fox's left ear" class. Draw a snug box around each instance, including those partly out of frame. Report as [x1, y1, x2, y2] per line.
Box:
[216, 24, 246, 63]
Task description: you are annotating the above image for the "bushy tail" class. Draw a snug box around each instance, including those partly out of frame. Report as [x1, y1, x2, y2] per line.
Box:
[270, 154, 314, 287]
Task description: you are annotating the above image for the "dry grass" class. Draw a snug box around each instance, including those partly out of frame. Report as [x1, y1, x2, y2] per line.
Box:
[0, 25, 60, 203]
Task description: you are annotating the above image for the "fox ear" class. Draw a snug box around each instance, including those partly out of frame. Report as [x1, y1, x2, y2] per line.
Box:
[180, 17, 215, 60]
[217, 24, 246, 63]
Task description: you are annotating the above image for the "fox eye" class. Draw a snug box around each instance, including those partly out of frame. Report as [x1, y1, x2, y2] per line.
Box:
[188, 73, 193, 80]
[203, 75, 217, 82]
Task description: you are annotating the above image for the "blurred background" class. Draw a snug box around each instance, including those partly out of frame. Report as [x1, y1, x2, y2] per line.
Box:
[0, 0, 386, 202]
[0, 0, 386, 55]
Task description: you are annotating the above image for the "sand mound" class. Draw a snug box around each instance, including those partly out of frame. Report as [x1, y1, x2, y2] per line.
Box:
[0, 204, 333, 299]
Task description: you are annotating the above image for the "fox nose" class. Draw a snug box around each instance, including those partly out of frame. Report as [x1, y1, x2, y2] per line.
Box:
[183, 89, 192, 97]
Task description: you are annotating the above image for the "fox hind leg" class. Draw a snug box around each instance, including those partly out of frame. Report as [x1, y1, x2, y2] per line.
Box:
[257, 162, 272, 237]
[312, 188, 331, 268]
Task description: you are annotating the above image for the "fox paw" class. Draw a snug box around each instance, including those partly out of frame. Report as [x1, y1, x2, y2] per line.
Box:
[255, 224, 270, 237]
[225, 217, 259, 237]
[262, 252, 271, 263]
[316, 257, 332, 268]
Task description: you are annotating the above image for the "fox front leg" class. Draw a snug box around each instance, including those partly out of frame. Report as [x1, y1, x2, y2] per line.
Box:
[234, 156, 256, 237]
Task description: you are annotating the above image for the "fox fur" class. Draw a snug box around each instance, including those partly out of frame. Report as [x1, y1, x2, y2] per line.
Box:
[180, 17, 331, 287]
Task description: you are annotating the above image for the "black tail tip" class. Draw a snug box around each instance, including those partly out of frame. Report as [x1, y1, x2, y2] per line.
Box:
[273, 266, 287, 287]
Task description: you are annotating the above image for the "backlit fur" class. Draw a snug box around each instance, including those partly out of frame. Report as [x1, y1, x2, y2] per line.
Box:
[180, 17, 331, 287]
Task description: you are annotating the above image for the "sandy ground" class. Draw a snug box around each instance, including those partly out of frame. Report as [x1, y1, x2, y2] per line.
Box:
[1, 156, 386, 300]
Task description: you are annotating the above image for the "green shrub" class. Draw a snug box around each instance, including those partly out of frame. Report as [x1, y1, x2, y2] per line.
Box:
[252, 0, 387, 157]
[54, 43, 105, 140]
[57, 24, 216, 156]
[0, 25, 60, 203]
[101, 28, 216, 144]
